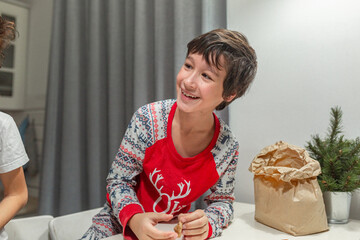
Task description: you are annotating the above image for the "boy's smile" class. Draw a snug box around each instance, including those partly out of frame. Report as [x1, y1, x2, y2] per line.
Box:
[181, 90, 199, 99]
[176, 53, 228, 115]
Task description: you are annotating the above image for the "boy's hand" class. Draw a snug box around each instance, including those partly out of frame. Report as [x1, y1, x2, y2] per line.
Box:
[178, 210, 209, 240]
[128, 212, 178, 240]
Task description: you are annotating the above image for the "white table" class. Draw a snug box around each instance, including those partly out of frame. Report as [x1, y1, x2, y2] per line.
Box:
[104, 202, 360, 240]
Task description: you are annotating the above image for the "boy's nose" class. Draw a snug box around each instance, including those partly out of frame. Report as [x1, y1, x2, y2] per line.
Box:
[184, 73, 197, 88]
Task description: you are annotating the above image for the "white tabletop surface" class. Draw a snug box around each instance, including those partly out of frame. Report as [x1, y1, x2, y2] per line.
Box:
[104, 202, 360, 240]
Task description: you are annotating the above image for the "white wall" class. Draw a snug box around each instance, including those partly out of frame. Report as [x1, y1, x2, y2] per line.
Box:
[228, 0, 360, 209]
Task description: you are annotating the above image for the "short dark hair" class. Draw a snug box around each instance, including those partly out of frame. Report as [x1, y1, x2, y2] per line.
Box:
[0, 16, 16, 67]
[187, 29, 257, 110]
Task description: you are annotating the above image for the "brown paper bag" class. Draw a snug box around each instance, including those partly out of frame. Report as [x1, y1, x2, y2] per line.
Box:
[249, 141, 328, 236]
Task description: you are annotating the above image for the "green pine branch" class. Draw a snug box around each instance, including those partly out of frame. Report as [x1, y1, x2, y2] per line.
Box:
[327, 106, 343, 145]
[305, 106, 360, 192]
[306, 135, 324, 161]
[348, 137, 360, 160]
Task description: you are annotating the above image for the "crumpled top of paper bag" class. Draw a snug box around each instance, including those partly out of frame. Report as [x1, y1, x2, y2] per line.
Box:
[249, 141, 321, 182]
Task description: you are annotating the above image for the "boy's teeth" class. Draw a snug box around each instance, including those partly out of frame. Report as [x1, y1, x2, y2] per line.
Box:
[183, 91, 198, 99]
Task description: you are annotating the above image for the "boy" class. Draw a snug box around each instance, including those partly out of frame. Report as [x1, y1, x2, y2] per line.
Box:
[82, 29, 257, 240]
[0, 16, 29, 240]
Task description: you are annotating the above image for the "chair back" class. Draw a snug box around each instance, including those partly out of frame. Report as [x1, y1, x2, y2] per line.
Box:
[49, 207, 102, 240]
[4, 215, 54, 240]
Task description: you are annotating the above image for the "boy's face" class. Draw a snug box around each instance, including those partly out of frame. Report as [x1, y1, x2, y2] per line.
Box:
[176, 53, 230, 114]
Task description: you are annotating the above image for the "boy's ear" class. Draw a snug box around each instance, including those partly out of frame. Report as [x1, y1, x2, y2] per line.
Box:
[224, 93, 236, 102]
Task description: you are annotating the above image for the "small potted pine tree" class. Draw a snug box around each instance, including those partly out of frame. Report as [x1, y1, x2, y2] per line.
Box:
[306, 106, 360, 223]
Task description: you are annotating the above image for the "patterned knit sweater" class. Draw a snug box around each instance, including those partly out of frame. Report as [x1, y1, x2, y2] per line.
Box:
[106, 99, 239, 239]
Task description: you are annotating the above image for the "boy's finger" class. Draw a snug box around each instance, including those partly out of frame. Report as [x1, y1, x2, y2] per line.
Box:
[147, 227, 178, 239]
[183, 226, 207, 236]
[179, 210, 204, 223]
[182, 216, 207, 229]
[182, 231, 208, 240]
[152, 213, 174, 223]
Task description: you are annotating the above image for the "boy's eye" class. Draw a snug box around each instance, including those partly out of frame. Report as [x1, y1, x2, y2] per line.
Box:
[184, 63, 192, 69]
[202, 73, 212, 80]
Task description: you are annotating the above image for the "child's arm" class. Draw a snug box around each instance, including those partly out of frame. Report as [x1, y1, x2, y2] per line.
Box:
[204, 150, 239, 238]
[106, 107, 172, 238]
[0, 167, 28, 228]
[105, 112, 146, 230]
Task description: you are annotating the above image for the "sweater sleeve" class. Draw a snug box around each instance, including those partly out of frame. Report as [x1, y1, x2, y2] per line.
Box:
[204, 148, 239, 238]
[106, 107, 152, 236]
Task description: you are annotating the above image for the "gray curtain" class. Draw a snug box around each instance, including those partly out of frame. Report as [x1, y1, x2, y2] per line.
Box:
[39, 0, 227, 216]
